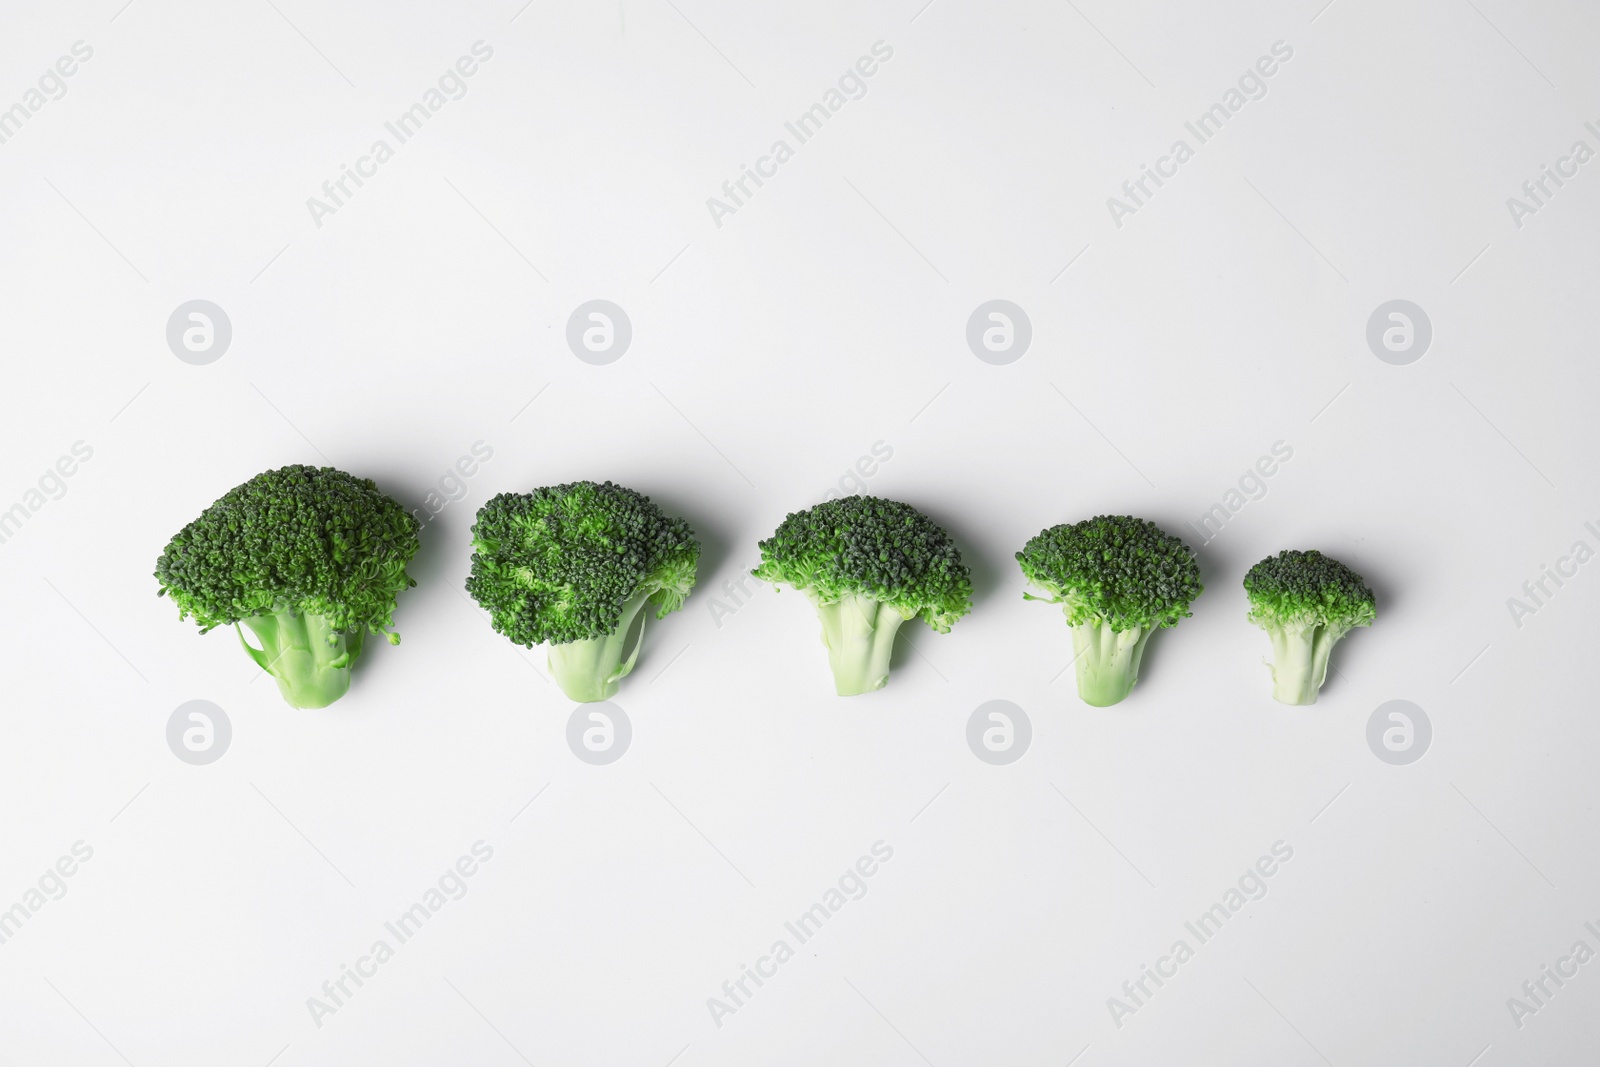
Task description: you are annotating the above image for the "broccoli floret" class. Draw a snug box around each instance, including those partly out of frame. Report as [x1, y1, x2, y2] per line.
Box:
[753, 495, 972, 696]
[466, 480, 699, 702]
[1244, 549, 1375, 705]
[155, 464, 420, 709]
[1016, 515, 1202, 706]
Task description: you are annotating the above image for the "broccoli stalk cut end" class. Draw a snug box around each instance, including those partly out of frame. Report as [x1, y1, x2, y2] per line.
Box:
[812, 593, 910, 696]
[238, 610, 380, 710]
[1070, 619, 1155, 707]
[546, 589, 653, 702]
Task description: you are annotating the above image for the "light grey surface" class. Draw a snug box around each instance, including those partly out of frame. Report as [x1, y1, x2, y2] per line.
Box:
[0, 0, 1595, 1064]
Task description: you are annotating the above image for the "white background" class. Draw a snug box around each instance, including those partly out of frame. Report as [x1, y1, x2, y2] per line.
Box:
[1, 0, 1596, 1064]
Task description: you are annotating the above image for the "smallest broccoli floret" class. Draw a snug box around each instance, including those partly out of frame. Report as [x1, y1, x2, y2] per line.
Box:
[1244, 549, 1375, 705]
[1016, 516, 1202, 707]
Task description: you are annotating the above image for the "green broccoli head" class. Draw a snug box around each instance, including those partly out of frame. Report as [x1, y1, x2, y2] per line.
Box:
[753, 495, 973, 631]
[1243, 549, 1376, 634]
[154, 464, 420, 708]
[1016, 515, 1202, 630]
[155, 464, 420, 635]
[1016, 516, 1201, 706]
[752, 495, 972, 696]
[466, 481, 699, 701]
[1244, 549, 1375, 705]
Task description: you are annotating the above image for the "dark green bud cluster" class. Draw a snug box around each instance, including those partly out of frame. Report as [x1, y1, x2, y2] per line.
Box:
[1016, 515, 1202, 630]
[154, 464, 420, 638]
[1244, 549, 1375, 633]
[466, 480, 699, 647]
[752, 495, 973, 632]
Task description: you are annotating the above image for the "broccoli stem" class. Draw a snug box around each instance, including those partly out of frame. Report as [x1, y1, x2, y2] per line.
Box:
[1071, 621, 1155, 707]
[238, 611, 366, 709]
[1264, 623, 1339, 705]
[812, 593, 907, 696]
[547, 590, 653, 702]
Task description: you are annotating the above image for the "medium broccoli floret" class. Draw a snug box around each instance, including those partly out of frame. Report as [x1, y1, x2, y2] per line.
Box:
[466, 480, 699, 702]
[1244, 549, 1375, 705]
[1016, 515, 1202, 706]
[155, 464, 420, 709]
[753, 495, 972, 696]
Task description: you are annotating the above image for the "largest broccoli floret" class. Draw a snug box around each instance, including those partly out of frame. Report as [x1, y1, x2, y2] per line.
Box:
[466, 480, 699, 702]
[1016, 516, 1202, 706]
[753, 495, 972, 696]
[1244, 549, 1375, 705]
[155, 465, 420, 709]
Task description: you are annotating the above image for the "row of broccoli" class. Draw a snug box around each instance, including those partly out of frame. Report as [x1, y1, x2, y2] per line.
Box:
[154, 465, 1376, 710]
